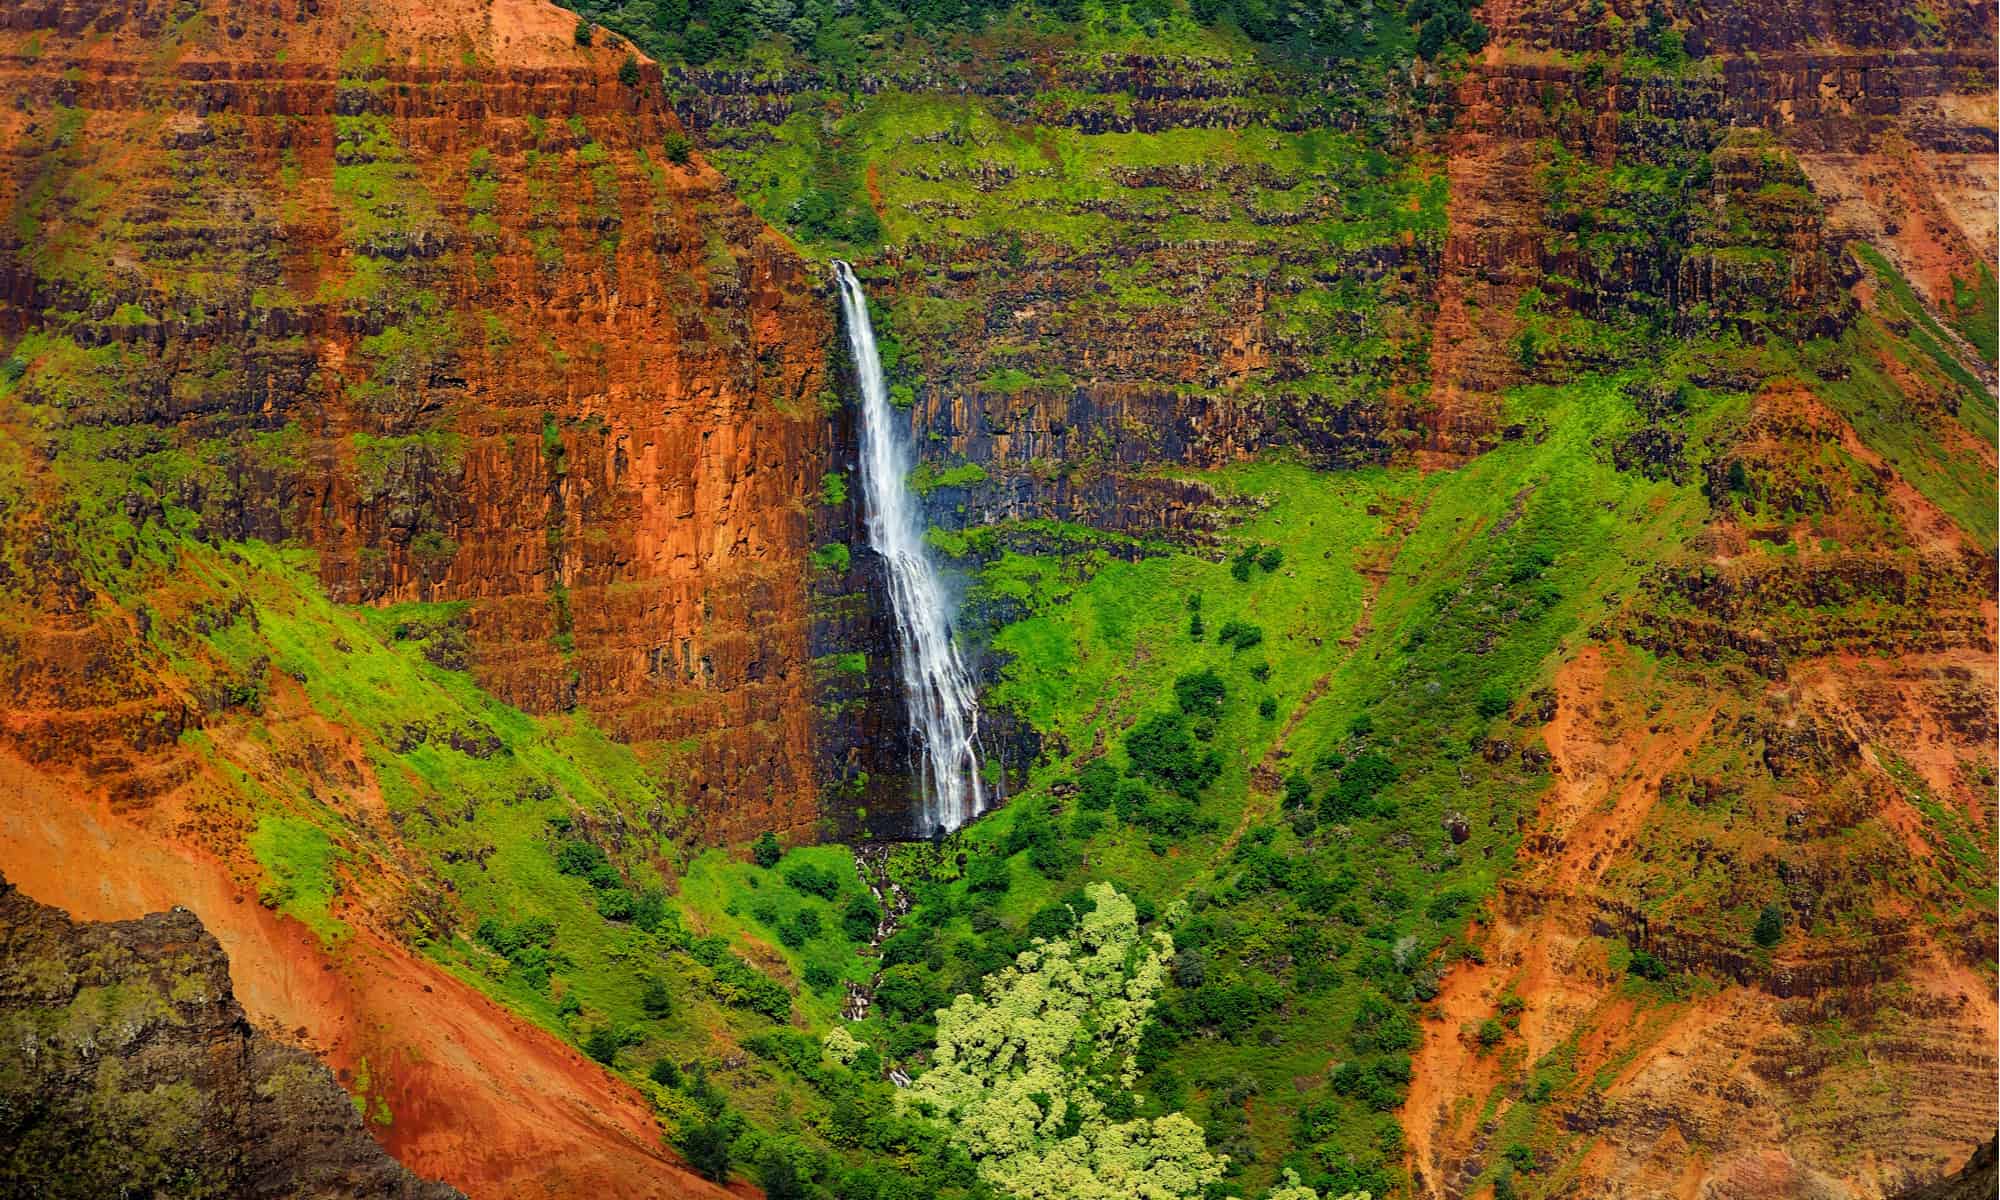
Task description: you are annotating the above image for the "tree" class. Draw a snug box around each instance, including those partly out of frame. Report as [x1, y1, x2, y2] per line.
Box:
[641, 977, 674, 1018]
[904, 885, 1353, 1200]
[583, 1025, 620, 1066]
[677, 1116, 735, 1183]
[1753, 902, 1785, 948]
[760, 1149, 806, 1200]
[573, 17, 594, 45]
[753, 830, 782, 868]
[1173, 669, 1227, 719]
[1125, 712, 1221, 800]
[902, 884, 1224, 1200]
[842, 894, 882, 940]
[783, 861, 840, 899]
[618, 54, 641, 87]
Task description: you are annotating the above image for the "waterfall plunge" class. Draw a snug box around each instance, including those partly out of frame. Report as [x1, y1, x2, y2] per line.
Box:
[832, 261, 985, 837]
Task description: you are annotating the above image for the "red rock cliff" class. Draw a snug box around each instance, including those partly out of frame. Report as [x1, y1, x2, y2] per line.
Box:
[0, 0, 833, 845]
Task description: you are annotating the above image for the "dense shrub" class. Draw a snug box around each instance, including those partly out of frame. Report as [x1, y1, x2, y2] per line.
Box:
[1753, 903, 1785, 947]
[753, 831, 782, 868]
[1330, 1056, 1410, 1111]
[476, 915, 556, 960]
[584, 1025, 620, 1065]
[1322, 751, 1398, 820]
[879, 928, 932, 969]
[596, 888, 636, 920]
[1349, 993, 1418, 1052]
[1125, 712, 1222, 800]
[784, 862, 841, 900]
[555, 839, 610, 877]
[1215, 619, 1264, 651]
[1076, 759, 1119, 810]
[675, 1116, 736, 1183]
[1282, 772, 1312, 808]
[1173, 669, 1227, 719]
[965, 853, 1011, 893]
[842, 894, 882, 941]
[1168, 975, 1282, 1039]
[874, 963, 941, 1021]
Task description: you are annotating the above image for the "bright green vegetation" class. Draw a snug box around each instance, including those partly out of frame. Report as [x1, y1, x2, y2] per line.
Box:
[903, 883, 1362, 1200]
[566, 0, 1458, 72]
[1823, 247, 1997, 548]
[700, 88, 1445, 425]
[825, 370, 1711, 1196]
[116, 539, 880, 1132]
[6, 4, 1996, 1198]
[247, 815, 346, 943]
[1949, 262, 1998, 366]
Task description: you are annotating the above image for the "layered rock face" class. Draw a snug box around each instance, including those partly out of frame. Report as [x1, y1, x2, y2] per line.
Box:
[676, 53, 1462, 538]
[0, 872, 462, 1199]
[0, 0, 832, 844]
[0, 2, 842, 1192]
[1397, 3, 1999, 1196]
[1435, 0, 1996, 398]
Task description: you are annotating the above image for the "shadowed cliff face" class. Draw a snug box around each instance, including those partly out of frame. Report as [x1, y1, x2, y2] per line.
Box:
[0, 0, 833, 845]
[0, 872, 463, 1200]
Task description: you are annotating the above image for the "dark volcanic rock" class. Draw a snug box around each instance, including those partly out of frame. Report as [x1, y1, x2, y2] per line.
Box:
[1895, 1138, 2000, 1200]
[0, 874, 462, 1200]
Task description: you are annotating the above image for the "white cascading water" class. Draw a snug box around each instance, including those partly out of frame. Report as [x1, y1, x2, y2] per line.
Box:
[832, 261, 985, 836]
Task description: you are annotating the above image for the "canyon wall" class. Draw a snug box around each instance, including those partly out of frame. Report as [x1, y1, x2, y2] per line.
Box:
[1, 0, 833, 846]
[1399, 1, 2000, 1197]
[0, 1, 834, 1193]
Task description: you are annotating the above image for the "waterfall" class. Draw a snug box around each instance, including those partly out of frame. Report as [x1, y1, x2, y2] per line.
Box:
[832, 261, 985, 836]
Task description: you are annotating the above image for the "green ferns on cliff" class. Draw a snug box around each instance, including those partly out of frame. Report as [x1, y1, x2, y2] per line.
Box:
[569, 0, 1456, 70]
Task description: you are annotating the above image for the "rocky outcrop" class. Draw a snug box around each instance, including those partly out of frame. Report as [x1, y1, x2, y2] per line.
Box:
[1897, 1139, 2000, 1200]
[0, 872, 462, 1199]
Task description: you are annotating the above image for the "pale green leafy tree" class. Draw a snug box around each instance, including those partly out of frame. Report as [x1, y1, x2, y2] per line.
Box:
[822, 1025, 862, 1066]
[899, 883, 1365, 1200]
